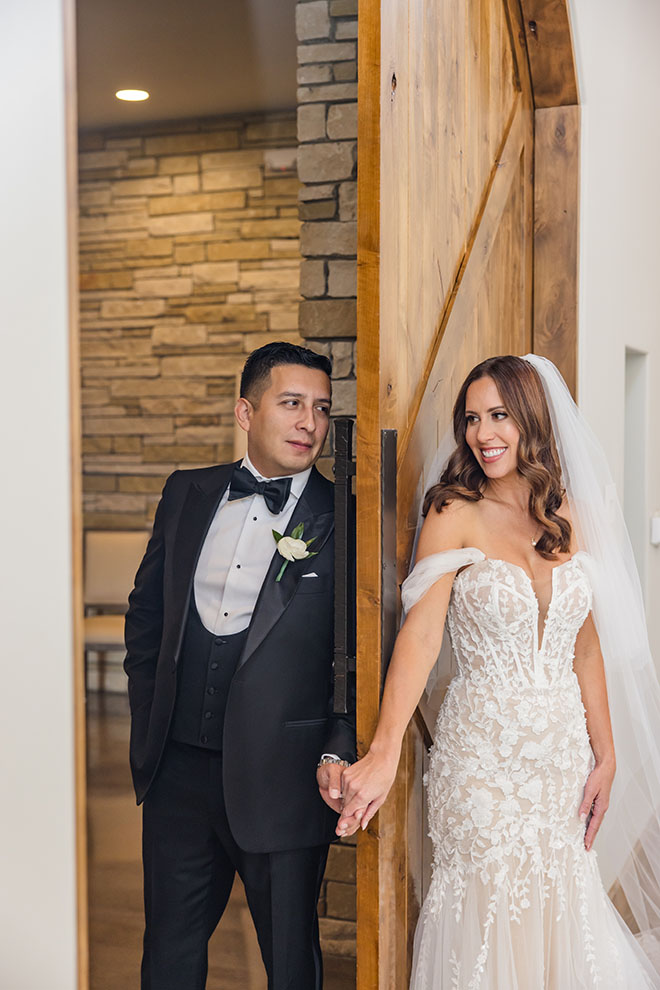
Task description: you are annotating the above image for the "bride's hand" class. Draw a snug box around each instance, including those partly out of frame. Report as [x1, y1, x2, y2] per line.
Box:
[335, 750, 399, 837]
[579, 757, 615, 851]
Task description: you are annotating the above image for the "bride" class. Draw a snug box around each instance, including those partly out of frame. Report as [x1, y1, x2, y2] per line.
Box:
[337, 355, 660, 988]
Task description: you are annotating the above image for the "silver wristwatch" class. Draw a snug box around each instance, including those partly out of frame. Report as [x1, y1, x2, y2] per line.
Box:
[317, 755, 351, 769]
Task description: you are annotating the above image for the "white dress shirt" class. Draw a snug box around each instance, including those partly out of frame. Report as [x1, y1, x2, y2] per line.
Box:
[193, 454, 312, 635]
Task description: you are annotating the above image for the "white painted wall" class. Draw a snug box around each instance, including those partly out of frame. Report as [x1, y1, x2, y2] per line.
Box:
[0, 2, 78, 987]
[570, 0, 660, 660]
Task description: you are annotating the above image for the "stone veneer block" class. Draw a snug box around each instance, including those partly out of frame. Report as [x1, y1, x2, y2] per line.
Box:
[297, 83, 358, 104]
[245, 118, 297, 143]
[298, 104, 327, 144]
[333, 61, 357, 82]
[299, 183, 336, 202]
[238, 267, 300, 290]
[326, 377, 356, 414]
[151, 324, 208, 347]
[134, 276, 194, 297]
[300, 221, 357, 256]
[79, 149, 128, 171]
[157, 155, 199, 175]
[297, 42, 356, 64]
[111, 176, 173, 197]
[299, 299, 356, 337]
[173, 174, 200, 195]
[147, 213, 215, 236]
[295, 0, 331, 41]
[327, 259, 357, 296]
[160, 355, 245, 378]
[297, 64, 333, 85]
[298, 142, 355, 183]
[300, 259, 327, 297]
[191, 261, 241, 285]
[144, 131, 239, 155]
[299, 200, 336, 220]
[338, 181, 357, 220]
[100, 299, 166, 319]
[149, 191, 246, 215]
[84, 416, 173, 435]
[335, 20, 358, 39]
[329, 0, 357, 13]
[201, 167, 262, 192]
[326, 103, 358, 140]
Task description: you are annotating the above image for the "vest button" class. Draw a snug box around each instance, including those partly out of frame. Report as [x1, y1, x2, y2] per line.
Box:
[207, 687, 216, 695]
[200, 735, 208, 744]
[204, 711, 212, 719]
[210, 661, 219, 670]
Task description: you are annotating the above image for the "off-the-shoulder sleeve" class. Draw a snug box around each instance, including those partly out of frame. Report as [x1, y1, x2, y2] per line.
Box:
[400, 548, 486, 614]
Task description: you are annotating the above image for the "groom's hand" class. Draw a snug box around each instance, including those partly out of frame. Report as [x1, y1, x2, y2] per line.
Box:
[316, 763, 344, 813]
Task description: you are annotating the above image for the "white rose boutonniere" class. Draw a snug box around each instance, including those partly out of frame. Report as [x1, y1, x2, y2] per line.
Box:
[272, 522, 318, 582]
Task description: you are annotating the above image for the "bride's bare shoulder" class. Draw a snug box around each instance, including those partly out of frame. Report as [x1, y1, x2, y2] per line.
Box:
[417, 497, 477, 556]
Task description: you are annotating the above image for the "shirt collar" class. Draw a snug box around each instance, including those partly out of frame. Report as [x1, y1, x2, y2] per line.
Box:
[241, 453, 311, 501]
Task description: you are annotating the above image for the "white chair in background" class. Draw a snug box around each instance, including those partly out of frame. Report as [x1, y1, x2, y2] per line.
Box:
[84, 530, 149, 692]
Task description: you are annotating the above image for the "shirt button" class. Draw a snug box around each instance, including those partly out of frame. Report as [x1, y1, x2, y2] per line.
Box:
[236, 564, 241, 569]
[210, 661, 219, 670]
[204, 711, 212, 719]
[253, 516, 258, 521]
[223, 612, 229, 617]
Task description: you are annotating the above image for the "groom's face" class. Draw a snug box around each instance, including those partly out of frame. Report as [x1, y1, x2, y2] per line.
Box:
[237, 363, 332, 478]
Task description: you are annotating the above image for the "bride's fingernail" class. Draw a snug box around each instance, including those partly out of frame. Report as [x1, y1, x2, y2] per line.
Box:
[579, 812, 587, 823]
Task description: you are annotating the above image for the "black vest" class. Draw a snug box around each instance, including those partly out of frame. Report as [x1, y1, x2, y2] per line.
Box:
[169, 597, 248, 751]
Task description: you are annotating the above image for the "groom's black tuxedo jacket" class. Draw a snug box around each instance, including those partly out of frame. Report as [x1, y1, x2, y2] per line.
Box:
[124, 461, 356, 854]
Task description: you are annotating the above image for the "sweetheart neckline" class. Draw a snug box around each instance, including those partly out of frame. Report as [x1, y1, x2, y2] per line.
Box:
[454, 552, 585, 655]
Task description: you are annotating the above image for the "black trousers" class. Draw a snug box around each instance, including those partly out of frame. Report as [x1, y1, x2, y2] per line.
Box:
[141, 741, 329, 990]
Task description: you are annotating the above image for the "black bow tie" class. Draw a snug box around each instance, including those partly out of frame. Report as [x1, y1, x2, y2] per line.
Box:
[228, 465, 293, 515]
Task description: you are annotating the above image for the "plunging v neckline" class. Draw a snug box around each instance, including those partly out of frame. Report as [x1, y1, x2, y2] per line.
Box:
[459, 552, 582, 655]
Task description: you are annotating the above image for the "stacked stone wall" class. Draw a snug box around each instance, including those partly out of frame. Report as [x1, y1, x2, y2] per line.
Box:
[296, 0, 358, 965]
[296, 0, 358, 436]
[79, 112, 302, 530]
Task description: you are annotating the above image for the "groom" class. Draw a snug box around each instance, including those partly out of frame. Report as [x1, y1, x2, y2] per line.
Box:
[124, 341, 356, 990]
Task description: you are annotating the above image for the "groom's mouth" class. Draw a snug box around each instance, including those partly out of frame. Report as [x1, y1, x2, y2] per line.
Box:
[287, 440, 313, 452]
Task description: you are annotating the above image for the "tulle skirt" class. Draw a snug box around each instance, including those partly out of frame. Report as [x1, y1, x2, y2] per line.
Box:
[410, 845, 660, 989]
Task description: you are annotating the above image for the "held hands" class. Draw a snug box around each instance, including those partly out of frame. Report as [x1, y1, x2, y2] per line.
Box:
[316, 762, 365, 833]
[334, 750, 399, 837]
[579, 757, 615, 852]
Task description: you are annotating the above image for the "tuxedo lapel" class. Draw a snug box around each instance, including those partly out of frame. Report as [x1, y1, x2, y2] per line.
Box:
[236, 469, 334, 672]
[170, 462, 237, 641]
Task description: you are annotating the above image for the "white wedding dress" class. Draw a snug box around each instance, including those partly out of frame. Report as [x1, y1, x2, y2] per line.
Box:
[403, 547, 660, 990]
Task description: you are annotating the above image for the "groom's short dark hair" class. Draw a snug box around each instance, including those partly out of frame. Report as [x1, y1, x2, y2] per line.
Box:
[240, 341, 332, 405]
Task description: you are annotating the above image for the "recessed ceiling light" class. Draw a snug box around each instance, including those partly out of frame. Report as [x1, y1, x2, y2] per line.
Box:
[115, 89, 150, 102]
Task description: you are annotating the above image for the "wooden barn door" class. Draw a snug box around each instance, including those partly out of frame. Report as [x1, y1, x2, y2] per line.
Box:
[355, 0, 579, 986]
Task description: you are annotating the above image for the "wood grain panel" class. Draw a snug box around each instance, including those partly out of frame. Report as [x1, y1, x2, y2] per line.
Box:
[519, 0, 579, 107]
[356, 0, 382, 985]
[533, 104, 580, 396]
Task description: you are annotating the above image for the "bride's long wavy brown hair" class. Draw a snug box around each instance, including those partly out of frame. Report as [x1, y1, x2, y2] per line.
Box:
[423, 355, 571, 559]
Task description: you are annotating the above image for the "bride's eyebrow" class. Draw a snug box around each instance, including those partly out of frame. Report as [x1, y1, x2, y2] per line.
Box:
[465, 406, 506, 415]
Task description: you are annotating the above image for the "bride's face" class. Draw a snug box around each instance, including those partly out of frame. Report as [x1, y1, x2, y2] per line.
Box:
[464, 376, 521, 479]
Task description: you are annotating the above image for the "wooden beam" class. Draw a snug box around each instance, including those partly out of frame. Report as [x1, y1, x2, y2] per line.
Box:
[356, 0, 382, 985]
[533, 103, 580, 396]
[519, 0, 579, 108]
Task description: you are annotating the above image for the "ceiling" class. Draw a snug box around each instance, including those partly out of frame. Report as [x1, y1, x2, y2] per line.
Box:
[76, 0, 298, 130]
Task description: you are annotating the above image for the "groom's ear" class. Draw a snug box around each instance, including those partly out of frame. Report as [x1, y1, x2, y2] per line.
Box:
[234, 396, 253, 434]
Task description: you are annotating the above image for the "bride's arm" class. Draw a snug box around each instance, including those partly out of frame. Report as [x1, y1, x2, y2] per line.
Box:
[336, 500, 469, 837]
[573, 614, 616, 851]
